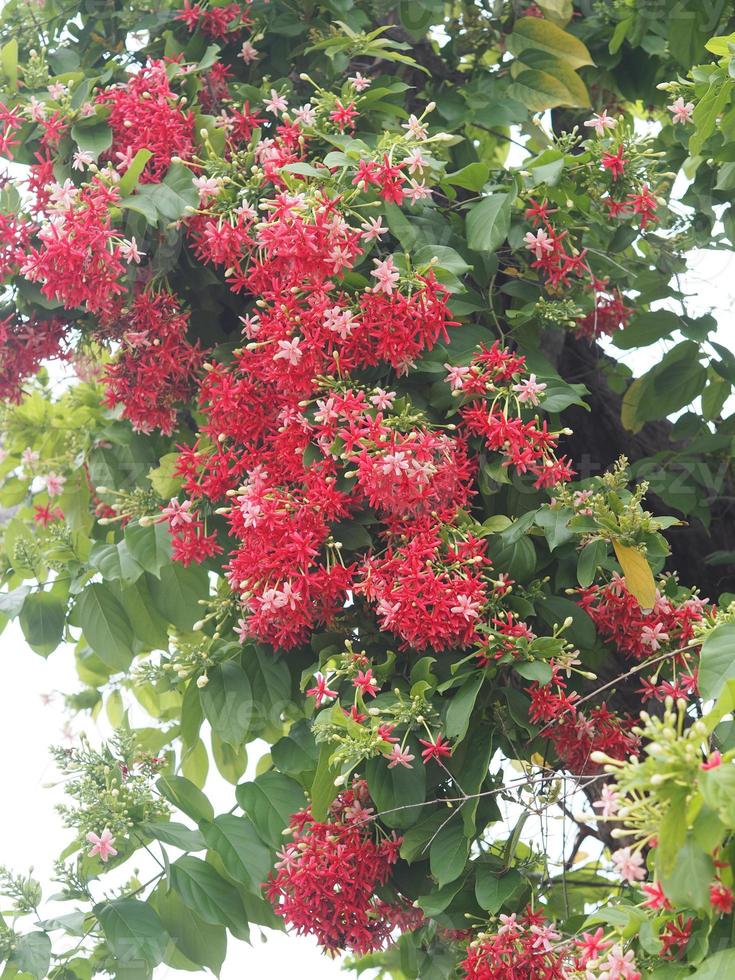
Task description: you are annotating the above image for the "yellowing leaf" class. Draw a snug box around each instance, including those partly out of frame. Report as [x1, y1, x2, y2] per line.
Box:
[613, 541, 656, 609]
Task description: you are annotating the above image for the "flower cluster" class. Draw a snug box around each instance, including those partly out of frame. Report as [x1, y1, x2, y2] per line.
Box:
[265, 781, 411, 954]
[454, 342, 575, 488]
[101, 290, 204, 435]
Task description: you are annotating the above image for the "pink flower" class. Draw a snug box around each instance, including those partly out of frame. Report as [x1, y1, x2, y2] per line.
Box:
[87, 829, 118, 862]
[444, 363, 471, 390]
[361, 217, 387, 241]
[387, 745, 415, 769]
[264, 89, 288, 115]
[668, 97, 694, 125]
[349, 72, 371, 92]
[611, 846, 646, 883]
[161, 498, 195, 528]
[576, 927, 612, 965]
[584, 110, 617, 136]
[239, 41, 258, 64]
[45, 472, 66, 497]
[450, 593, 482, 621]
[512, 373, 547, 406]
[641, 622, 669, 650]
[523, 228, 554, 259]
[120, 237, 145, 264]
[371, 255, 400, 294]
[598, 943, 639, 979]
[273, 337, 303, 366]
[354, 669, 379, 698]
[593, 783, 620, 818]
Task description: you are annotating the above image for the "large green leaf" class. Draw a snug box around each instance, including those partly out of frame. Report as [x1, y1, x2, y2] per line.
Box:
[96, 898, 169, 969]
[157, 774, 214, 823]
[74, 583, 134, 671]
[365, 749, 426, 829]
[236, 771, 306, 848]
[169, 857, 248, 937]
[19, 590, 66, 657]
[507, 16, 594, 69]
[699, 624, 735, 701]
[429, 820, 470, 888]
[149, 882, 227, 976]
[10, 932, 52, 979]
[148, 562, 209, 631]
[200, 660, 254, 747]
[201, 814, 273, 891]
[466, 193, 512, 253]
[475, 867, 523, 913]
[124, 522, 172, 578]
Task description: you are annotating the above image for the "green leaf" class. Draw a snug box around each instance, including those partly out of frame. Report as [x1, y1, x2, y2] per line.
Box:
[96, 898, 169, 968]
[148, 453, 183, 499]
[475, 867, 523, 913]
[308, 741, 341, 822]
[148, 882, 227, 975]
[1, 39, 18, 89]
[140, 820, 206, 852]
[201, 814, 272, 891]
[19, 590, 66, 657]
[466, 193, 512, 253]
[157, 774, 214, 823]
[124, 523, 172, 578]
[236, 771, 306, 848]
[74, 583, 134, 671]
[169, 857, 248, 937]
[200, 660, 254, 747]
[612, 310, 682, 350]
[507, 16, 594, 69]
[507, 67, 584, 111]
[118, 149, 153, 196]
[535, 507, 574, 551]
[11, 932, 52, 979]
[577, 538, 607, 588]
[70, 119, 112, 160]
[148, 562, 209, 631]
[445, 674, 484, 742]
[692, 950, 735, 979]
[429, 820, 469, 887]
[119, 162, 198, 225]
[658, 836, 713, 912]
[690, 77, 734, 157]
[699, 624, 735, 701]
[365, 748, 426, 829]
[443, 162, 490, 192]
[89, 540, 144, 586]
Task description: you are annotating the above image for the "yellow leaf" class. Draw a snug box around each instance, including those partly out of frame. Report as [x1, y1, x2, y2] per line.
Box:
[613, 541, 656, 609]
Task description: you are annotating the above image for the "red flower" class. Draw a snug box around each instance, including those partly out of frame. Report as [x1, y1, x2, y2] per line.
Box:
[710, 881, 734, 915]
[419, 733, 452, 763]
[701, 750, 722, 770]
[354, 669, 379, 698]
[601, 145, 627, 179]
[306, 674, 338, 707]
[642, 880, 671, 910]
[329, 100, 359, 131]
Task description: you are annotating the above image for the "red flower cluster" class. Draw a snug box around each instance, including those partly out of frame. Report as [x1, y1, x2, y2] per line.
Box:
[20, 179, 125, 317]
[528, 665, 638, 774]
[456, 342, 575, 488]
[159, 499, 222, 566]
[460, 908, 569, 979]
[357, 523, 490, 651]
[579, 577, 705, 700]
[0, 315, 67, 402]
[175, 0, 251, 39]
[101, 290, 203, 435]
[265, 782, 406, 954]
[97, 61, 195, 182]
[576, 278, 634, 339]
[0, 210, 32, 281]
